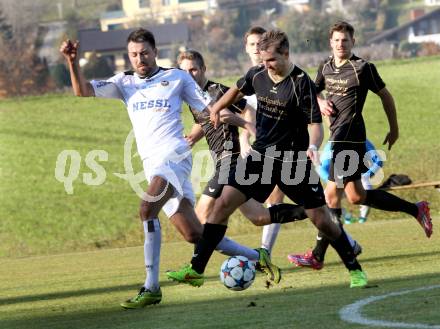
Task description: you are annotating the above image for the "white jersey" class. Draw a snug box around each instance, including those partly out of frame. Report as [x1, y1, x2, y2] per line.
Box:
[244, 94, 257, 110]
[91, 67, 210, 160]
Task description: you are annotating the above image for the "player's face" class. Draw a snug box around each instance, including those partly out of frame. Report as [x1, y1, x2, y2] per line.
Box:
[330, 31, 355, 61]
[245, 33, 263, 66]
[127, 41, 158, 77]
[260, 46, 289, 76]
[179, 59, 206, 87]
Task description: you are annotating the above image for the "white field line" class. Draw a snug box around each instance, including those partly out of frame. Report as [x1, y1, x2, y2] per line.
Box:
[340, 285, 440, 328]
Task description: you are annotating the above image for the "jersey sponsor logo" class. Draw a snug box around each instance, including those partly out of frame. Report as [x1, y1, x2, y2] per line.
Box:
[95, 81, 112, 88]
[132, 99, 171, 112]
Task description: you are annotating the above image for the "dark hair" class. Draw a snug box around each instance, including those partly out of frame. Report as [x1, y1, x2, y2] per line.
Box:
[258, 30, 289, 55]
[244, 26, 266, 44]
[127, 28, 156, 48]
[329, 21, 355, 39]
[177, 49, 205, 68]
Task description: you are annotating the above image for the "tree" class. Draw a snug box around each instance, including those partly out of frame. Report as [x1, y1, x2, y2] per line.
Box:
[51, 63, 72, 88]
[0, 7, 12, 41]
[82, 53, 114, 80]
[277, 9, 342, 53]
[0, 7, 53, 97]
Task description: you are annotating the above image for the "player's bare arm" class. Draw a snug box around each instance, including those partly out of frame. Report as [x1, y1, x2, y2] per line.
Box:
[377, 87, 399, 150]
[307, 123, 324, 165]
[210, 86, 244, 128]
[317, 95, 334, 116]
[239, 105, 257, 156]
[219, 109, 256, 137]
[59, 39, 94, 97]
[185, 124, 204, 148]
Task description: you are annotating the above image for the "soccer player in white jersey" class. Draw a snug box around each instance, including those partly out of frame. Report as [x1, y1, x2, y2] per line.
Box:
[242, 26, 286, 254]
[59, 28, 274, 309]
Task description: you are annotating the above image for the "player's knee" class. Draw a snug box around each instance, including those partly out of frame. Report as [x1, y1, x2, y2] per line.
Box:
[346, 193, 363, 205]
[307, 207, 327, 229]
[139, 200, 151, 219]
[183, 231, 201, 244]
[195, 205, 210, 224]
[209, 198, 232, 224]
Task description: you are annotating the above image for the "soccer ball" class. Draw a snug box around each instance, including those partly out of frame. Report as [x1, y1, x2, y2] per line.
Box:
[220, 255, 256, 291]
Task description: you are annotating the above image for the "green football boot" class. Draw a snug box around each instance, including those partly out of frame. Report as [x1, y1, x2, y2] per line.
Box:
[120, 287, 162, 309]
[349, 269, 368, 288]
[257, 248, 282, 284]
[166, 264, 204, 287]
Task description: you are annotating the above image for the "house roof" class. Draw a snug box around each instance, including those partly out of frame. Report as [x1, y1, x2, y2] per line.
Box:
[368, 8, 440, 44]
[78, 23, 189, 53]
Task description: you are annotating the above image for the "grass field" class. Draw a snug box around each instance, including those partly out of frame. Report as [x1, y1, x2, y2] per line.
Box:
[1, 56, 439, 258]
[0, 219, 439, 329]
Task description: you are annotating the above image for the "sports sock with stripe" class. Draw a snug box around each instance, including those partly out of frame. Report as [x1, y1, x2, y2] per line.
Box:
[143, 218, 161, 292]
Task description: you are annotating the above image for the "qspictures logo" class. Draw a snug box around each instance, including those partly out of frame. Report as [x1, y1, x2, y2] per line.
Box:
[54, 130, 387, 199]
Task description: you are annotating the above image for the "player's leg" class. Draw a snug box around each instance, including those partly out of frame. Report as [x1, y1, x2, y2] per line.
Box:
[261, 186, 284, 253]
[345, 181, 433, 237]
[288, 180, 360, 269]
[358, 175, 372, 222]
[306, 205, 367, 288]
[290, 144, 364, 267]
[195, 169, 260, 261]
[121, 175, 174, 309]
[280, 167, 366, 288]
[239, 198, 307, 226]
[167, 185, 248, 286]
[168, 151, 281, 285]
[194, 194, 260, 261]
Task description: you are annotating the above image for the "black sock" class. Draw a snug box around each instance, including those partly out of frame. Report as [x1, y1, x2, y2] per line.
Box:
[313, 208, 341, 262]
[365, 190, 418, 217]
[191, 223, 227, 274]
[329, 230, 362, 271]
[269, 203, 308, 223]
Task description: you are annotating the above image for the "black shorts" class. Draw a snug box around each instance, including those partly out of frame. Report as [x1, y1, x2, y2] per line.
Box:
[328, 142, 368, 184]
[202, 155, 238, 199]
[227, 149, 326, 209]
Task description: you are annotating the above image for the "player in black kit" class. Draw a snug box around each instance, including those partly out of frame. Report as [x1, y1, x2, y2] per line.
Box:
[289, 21, 433, 271]
[168, 30, 368, 288]
[178, 49, 307, 274]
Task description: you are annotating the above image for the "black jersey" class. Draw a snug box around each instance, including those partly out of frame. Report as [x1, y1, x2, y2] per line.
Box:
[189, 80, 246, 159]
[237, 64, 321, 155]
[315, 54, 385, 142]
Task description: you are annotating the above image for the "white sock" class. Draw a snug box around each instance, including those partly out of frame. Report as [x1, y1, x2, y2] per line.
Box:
[216, 236, 259, 261]
[143, 219, 161, 292]
[359, 205, 370, 218]
[261, 223, 281, 252]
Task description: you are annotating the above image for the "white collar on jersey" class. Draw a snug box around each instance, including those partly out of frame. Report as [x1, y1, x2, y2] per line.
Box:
[135, 66, 161, 80]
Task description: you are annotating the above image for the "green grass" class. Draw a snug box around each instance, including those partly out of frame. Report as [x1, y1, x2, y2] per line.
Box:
[0, 219, 439, 329]
[0, 56, 439, 258]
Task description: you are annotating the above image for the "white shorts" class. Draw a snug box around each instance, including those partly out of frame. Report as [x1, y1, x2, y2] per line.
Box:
[142, 145, 195, 218]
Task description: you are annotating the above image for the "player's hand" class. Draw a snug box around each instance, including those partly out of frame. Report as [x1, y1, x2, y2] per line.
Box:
[184, 134, 196, 148]
[383, 130, 398, 150]
[60, 39, 79, 62]
[307, 145, 320, 166]
[317, 97, 335, 116]
[243, 122, 256, 138]
[239, 136, 252, 158]
[210, 109, 220, 129]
